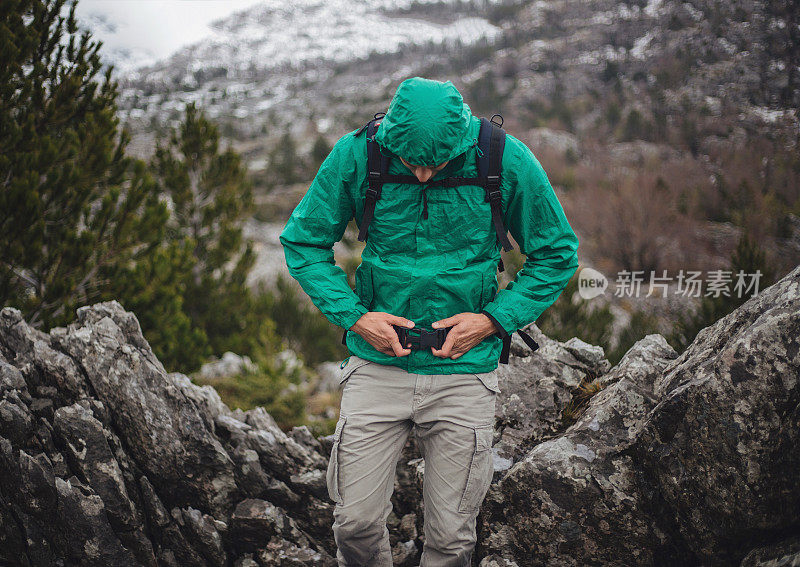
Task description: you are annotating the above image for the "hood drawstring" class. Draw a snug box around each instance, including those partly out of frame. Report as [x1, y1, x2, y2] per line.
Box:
[473, 138, 484, 158]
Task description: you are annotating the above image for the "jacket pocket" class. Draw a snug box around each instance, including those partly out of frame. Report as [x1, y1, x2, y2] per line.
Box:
[326, 415, 348, 505]
[457, 424, 494, 514]
[355, 263, 374, 311]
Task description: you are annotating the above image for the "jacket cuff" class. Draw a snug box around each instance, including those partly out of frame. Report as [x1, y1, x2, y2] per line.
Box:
[341, 304, 369, 331]
[480, 309, 509, 339]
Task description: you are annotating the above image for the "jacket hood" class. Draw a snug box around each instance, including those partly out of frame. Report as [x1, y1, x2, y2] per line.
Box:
[373, 77, 475, 167]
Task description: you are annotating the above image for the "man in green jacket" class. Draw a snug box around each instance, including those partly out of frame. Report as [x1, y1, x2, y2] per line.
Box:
[281, 77, 578, 566]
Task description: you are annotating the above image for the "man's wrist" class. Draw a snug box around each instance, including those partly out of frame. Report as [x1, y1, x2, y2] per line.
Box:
[480, 310, 509, 339]
[349, 315, 365, 333]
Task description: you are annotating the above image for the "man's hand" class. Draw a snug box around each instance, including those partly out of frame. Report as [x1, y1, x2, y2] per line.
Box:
[350, 312, 415, 357]
[431, 313, 497, 359]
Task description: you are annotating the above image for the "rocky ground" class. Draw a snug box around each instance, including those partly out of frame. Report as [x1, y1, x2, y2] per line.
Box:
[0, 265, 798, 566]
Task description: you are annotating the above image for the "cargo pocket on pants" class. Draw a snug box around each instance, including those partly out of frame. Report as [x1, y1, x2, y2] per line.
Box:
[338, 356, 372, 386]
[457, 424, 494, 514]
[326, 415, 347, 505]
[474, 369, 501, 394]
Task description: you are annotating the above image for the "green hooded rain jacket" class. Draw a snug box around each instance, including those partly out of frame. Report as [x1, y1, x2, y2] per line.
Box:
[280, 77, 579, 374]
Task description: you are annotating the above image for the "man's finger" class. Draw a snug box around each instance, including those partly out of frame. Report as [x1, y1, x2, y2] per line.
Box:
[389, 334, 411, 357]
[431, 332, 456, 357]
[432, 314, 460, 329]
[387, 314, 415, 328]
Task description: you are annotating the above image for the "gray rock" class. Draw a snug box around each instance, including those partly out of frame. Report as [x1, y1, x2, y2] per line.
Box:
[481, 333, 678, 565]
[255, 536, 336, 566]
[0, 360, 27, 398]
[53, 476, 140, 566]
[289, 424, 324, 454]
[480, 267, 800, 565]
[398, 512, 417, 541]
[139, 475, 171, 528]
[289, 468, 328, 500]
[632, 267, 800, 564]
[479, 556, 520, 567]
[51, 301, 238, 520]
[180, 507, 226, 567]
[235, 554, 260, 567]
[314, 361, 343, 394]
[740, 535, 800, 567]
[195, 351, 258, 381]
[0, 301, 335, 565]
[28, 397, 53, 421]
[563, 336, 611, 370]
[52, 403, 139, 531]
[0, 391, 33, 447]
[391, 539, 419, 566]
[230, 498, 307, 553]
[0, 265, 797, 566]
[493, 323, 611, 461]
[170, 371, 233, 432]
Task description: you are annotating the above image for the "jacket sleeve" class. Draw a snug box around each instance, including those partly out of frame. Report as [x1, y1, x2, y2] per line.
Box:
[481, 137, 579, 336]
[279, 134, 368, 330]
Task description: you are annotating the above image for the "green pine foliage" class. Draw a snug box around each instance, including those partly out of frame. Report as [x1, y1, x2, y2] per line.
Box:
[668, 233, 775, 352]
[193, 359, 307, 429]
[0, 0, 173, 331]
[0, 1, 283, 377]
[267, 275, 348, 366]
[537, 275, 615, 352]
[268, 130, 299, 186]
[537, 274, 660, 366]
[0, 0, 309, 429]
[149, 102, 281, 371]
[539, 233, 773, 365]
[607, 310, 660, 364]
[310, 134, 332, 173]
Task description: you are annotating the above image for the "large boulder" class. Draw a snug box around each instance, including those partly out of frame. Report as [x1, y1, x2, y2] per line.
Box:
[480, 266, 800, 565]
[49, 303, 238, 520]
[480, 334, 678, 565]
[493, 326, 611, 461]
[0, 301, 336, 566]
[631, 266, 800, 564]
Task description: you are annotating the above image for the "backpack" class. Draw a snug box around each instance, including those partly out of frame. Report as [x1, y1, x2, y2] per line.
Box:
[346, 112, 539, 364]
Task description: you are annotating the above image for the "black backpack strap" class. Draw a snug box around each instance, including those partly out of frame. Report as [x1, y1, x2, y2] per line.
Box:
[498, 329, 540, 364]
[477, 117, 513, 252]
[358, 115, 390, 242]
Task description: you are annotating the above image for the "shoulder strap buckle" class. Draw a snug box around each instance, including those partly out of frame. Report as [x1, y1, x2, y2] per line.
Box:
[486, 175, 502, 202]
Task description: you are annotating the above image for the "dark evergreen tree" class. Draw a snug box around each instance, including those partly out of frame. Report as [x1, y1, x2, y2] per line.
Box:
[537, 275, 615, 352]
[310, 133, 332, 173]
[152, 103, 277, 368]
[0, 0, 172, 331]
[268, 130, 299, 185]
[669, 233, 776, 352]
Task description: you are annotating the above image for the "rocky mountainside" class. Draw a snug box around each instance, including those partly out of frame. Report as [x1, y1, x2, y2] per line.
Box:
[114, 0, 503, 156]
[112, 0, 800, 308]
[1, 259, 797, 564]
[116, 0, 798, 157]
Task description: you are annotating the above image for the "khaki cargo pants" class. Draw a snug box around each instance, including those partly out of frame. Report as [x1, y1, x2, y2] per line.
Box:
[326, 355, 499, 566]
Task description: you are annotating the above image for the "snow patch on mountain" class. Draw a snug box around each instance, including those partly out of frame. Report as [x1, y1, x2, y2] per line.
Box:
[132, 0, 500, 82]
